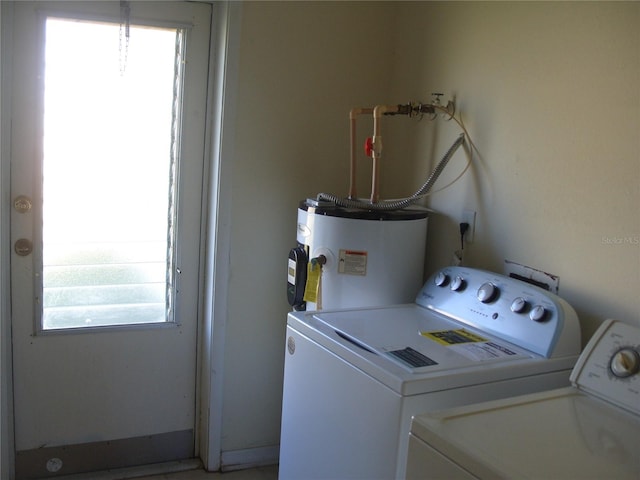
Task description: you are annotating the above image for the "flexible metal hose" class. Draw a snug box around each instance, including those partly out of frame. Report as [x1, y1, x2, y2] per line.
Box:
[317, 133, 465, 211]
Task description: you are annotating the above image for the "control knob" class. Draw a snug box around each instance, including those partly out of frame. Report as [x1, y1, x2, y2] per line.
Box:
[529, 305, 547, 322]
[610, 348, 640, 378]
[477, 283, 498, 303]
[450, 276, 465, 292]
[510, 297, 528, 313]
[434, 271, 449, 287]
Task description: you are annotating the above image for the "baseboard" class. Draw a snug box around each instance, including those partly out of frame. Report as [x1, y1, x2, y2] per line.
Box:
[220, 445, 279, 472]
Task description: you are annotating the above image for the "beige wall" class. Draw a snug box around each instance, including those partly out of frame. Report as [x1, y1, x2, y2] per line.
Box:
[388, 1, 639, 340]
[221, 1, 396, 454]
[219, 0, 639, 457]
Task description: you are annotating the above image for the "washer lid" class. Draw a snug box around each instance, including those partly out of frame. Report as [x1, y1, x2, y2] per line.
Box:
[314, 306, 533, 373]
[410, 388, 640, 479]
[289, 304, 575, 395]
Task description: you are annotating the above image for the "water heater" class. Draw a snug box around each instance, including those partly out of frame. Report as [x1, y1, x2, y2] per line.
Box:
[287, 199, 429, 311]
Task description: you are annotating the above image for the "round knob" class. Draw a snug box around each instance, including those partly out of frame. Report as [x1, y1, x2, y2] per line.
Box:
[610, 348, 640, 378]
[510, 297, 528, 313]
[477, 283, 498, 303]
[450, 276, 465, 292]
[434, 272, 449, 287]
[529, 305, 547, 322]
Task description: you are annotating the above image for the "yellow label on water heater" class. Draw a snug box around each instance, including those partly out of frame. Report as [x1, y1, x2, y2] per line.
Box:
[303, 261, 322, 304]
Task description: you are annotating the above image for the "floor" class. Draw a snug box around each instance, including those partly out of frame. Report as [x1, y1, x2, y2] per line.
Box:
[135, 465, 278, 480]
[54, 462, 278, 480]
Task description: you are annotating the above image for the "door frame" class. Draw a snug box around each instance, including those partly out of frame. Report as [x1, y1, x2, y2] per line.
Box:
[1, 3, 16, 478]
[0, 1, 243, 476]
[198, 0, 242, 473]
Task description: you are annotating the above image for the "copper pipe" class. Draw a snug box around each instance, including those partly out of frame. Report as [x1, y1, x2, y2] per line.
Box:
[348, 108, 373, 199]
[370, 104, 399, 203]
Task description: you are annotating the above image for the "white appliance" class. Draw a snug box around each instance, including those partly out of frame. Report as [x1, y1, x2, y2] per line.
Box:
[287, 200, 429, 311]
[279, 266, 582, 480]
[406, 319, 640, 480]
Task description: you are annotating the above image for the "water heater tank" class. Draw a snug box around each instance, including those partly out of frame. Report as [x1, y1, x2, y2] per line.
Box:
[293, 200, 429, 311]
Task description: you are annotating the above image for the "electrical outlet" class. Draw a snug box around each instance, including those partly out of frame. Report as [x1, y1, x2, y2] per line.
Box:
[462, 210, 476, 243]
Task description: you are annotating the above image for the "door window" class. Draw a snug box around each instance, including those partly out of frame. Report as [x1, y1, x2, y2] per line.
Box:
[41, 16, 184, 330]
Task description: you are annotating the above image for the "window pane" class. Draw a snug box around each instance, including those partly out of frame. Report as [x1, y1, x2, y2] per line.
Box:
[41, 18, 183, 330]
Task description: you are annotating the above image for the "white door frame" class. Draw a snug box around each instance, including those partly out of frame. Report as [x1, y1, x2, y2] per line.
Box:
[1, 4, 17, 477]
[0, 1, 243, 476]
[198, 1, 242, 472]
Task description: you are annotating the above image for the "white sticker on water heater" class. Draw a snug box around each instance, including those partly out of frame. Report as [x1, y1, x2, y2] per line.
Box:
[338, 249, 367, 276]
[287, 258, 296, 284]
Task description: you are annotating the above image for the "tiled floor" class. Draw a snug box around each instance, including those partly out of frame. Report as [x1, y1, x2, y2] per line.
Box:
[135, 465, 278, 480]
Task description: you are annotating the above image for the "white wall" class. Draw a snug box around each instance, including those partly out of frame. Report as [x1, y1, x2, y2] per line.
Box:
[218, 1, 639, 460]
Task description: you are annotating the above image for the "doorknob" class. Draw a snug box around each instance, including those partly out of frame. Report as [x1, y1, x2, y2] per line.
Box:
[14, 195, 33, 213]
[14, 238, 33, 256]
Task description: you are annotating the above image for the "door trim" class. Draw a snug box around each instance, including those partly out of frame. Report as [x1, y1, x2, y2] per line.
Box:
[1, 3, 17, 478]
[198, 1, 242, 472]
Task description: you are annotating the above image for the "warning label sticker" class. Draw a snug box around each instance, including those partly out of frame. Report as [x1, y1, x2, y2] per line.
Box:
[338, 249, 367, 276]
[455, 342, 518, 361]
[421, 329, 487, 345]
[421, 329, 519, 361]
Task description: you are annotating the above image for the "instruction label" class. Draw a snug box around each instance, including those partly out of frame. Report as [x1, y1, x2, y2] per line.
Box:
[455, 342, 518, 361]
[421, 329, 519, 361]
[421, 329, 487, 345]
[338, 249, 367, 276]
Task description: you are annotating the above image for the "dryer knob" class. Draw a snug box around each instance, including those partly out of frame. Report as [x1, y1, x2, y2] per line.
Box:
[529, 305, 547, 322]
[434, 271, 449, 287]
[477, 283, 498, 303]
[610, 348, 640, 378]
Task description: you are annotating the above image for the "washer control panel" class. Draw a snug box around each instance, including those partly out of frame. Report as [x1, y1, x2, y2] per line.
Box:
[416, 266, 581, 358]
[570, 319, 640, 415]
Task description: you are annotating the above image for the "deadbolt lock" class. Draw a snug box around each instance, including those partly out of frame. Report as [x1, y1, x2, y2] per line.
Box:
[14, 195, 33, 213]
[14, 238, 33, 256]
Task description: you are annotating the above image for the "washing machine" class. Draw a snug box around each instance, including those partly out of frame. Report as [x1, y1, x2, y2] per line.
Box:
[278, 266, 582, 480]
[406, 319, 640, 480]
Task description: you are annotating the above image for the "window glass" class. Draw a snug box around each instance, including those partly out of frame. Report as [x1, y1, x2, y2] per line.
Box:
[41, 17, 184, 330]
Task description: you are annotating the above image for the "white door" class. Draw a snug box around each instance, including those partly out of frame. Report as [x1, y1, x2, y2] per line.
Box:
[8, 2, 211, 477]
